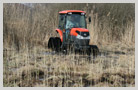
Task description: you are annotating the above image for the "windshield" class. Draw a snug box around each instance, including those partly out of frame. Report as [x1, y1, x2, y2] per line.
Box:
[66, 13, 86, 29]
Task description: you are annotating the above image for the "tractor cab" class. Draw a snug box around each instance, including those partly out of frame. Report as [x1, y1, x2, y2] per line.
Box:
[59, 11, 87, 30]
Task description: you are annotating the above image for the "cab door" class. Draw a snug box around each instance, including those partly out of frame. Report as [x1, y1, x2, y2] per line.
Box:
[58, 14, 67, 44]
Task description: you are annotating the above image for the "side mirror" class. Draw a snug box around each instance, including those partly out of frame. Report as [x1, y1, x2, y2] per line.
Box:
[89, 17, 91, 23]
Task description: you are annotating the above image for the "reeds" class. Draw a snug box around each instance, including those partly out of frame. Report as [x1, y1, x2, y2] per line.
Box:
[3, 45, 135, 87]
[3, 3, 135, 50]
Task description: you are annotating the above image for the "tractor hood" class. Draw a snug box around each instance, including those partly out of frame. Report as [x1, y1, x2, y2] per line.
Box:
[70, 28, 89, 36]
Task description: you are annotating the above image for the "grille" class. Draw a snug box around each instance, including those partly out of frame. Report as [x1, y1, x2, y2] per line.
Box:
[75, 39, 90, 46]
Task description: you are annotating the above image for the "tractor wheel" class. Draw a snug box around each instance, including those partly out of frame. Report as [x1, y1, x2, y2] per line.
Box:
[48, 37, 55, 50]
[54, 37, 62, 52]
[91, 45, 99, 57]
[86, 49, 91, 56]
[87, 45, 99, 57]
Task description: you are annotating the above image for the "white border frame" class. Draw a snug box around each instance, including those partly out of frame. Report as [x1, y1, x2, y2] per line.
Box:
[0, 0, 137, 90]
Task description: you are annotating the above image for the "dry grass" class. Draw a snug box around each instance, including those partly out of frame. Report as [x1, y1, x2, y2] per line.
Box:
[3, 3, 135, 87]
[3, 44, 135, 87]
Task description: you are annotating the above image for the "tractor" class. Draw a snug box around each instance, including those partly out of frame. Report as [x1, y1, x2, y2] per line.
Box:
[48, 10, 99, 56]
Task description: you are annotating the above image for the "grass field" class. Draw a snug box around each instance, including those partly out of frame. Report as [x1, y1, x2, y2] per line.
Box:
[3, 43, 135, 87]
[3, 3, 135, 87]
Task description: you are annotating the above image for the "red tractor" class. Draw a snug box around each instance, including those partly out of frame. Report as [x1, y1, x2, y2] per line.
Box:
[48, 10, 99, 56]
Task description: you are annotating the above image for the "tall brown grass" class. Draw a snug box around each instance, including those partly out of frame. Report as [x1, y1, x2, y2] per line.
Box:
[3, 3, 135, 87]
[3, 3, 135, 50]
[3, 45, 135, 87]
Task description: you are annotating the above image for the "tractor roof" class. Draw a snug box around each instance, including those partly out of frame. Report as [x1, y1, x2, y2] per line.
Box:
[59, 10, 86, 14]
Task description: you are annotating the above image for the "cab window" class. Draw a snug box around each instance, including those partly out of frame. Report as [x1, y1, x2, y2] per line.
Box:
[59, 14, 65, 30]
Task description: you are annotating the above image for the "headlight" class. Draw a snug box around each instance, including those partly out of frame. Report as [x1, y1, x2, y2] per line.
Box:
[76, 34, 90, 39]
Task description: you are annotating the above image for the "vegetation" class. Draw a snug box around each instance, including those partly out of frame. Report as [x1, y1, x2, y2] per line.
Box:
[3, 3, 135, 87]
